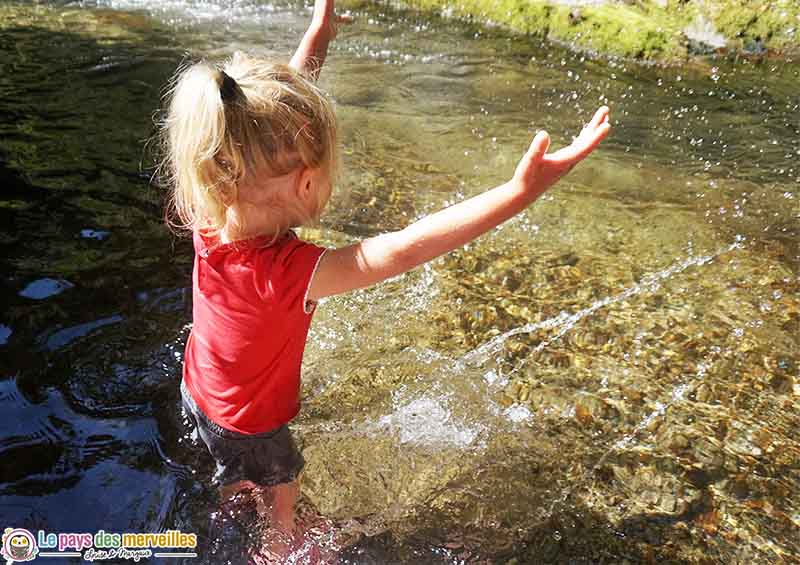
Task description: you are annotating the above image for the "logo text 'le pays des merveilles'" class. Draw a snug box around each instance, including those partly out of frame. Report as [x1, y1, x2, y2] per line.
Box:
[1, 528, 198, 563]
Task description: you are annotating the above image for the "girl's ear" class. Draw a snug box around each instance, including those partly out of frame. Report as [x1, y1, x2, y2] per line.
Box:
[294, 166, 330, 221]
[295, 167, 315, 203]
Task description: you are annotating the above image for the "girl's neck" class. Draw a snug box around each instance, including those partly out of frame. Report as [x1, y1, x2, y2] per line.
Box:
[219, 220, 284, 245]
[219, 169, 306, 244]
[220, 202, 292, 244]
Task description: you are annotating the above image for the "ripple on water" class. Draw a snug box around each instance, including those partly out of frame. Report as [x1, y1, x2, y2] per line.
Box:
[18, 278, 74, 300]
[41, 314, 124, 352]
[0, 377, 176, 532]
[2, 0, 799, 561]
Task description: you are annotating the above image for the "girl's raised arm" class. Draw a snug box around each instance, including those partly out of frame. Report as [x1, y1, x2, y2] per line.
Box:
[289, 0, 348, 80]
[307, 107, 611, 302]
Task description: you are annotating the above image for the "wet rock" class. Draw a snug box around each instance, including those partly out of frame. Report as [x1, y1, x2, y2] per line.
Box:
[659, 493, 677, 513]
[575, 402, 594, 427]
[730, 476, 750, 500]
[684, 14, 727, 51]
[695, 383, 711, 403]
[405, 0, 800, 61]
[669, 433, 690, 451]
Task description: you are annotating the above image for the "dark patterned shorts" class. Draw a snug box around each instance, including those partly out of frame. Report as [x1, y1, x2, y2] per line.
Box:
[180, 380, 304, 487]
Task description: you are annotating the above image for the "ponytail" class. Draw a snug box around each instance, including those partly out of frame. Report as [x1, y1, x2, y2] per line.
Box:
[160, 63, 230, 233]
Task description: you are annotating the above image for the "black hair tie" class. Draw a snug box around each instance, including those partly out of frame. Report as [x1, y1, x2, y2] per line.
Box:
[219, 70, 238, 103]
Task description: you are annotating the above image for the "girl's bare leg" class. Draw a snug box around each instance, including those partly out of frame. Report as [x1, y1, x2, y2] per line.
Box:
[255, 480, 299, 534]
[215, 480, 299, 561]
[217, 478, 299, 533]
[245, 481, 299, 562]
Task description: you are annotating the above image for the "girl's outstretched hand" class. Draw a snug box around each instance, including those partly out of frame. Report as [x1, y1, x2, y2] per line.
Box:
[311, 0, 353, 41]
[512, 106, 611, 199]
[307, 107, 609, 303]
[290, 0, 353, 79]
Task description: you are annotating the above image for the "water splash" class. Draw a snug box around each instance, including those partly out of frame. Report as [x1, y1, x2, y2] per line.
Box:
[459, 239, 744, 369]
[372, 394, 484, 449]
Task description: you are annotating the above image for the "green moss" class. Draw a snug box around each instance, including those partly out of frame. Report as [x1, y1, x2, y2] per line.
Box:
[546, 4, 685, 60]
[710, 0, 800, 50]
[393, 0, 798, 61]
[404, 0, 687, 60]
[408, 0, 553, 34]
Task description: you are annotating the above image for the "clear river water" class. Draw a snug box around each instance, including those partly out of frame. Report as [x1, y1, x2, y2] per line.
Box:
[1, 0, 798, 563]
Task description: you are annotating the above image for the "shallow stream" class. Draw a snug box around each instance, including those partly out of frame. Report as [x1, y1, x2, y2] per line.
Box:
[1, 1, 798, 562]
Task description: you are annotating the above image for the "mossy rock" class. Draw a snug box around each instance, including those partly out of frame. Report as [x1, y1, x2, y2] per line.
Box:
[710, 0, 800, 50]
[399, 0, 685, 60]
[378, 0, 799, 61]
[547, 4, 686, 60]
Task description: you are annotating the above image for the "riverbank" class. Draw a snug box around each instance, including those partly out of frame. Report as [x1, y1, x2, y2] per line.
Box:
[358, 0, 800, 62]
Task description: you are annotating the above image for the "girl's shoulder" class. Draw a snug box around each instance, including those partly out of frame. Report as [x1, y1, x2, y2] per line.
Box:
[193, 229, 298, 259]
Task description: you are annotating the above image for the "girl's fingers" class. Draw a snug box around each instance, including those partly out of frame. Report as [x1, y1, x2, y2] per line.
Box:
[588, 106, 610, 129]
[315, 0, 333, 18]
[548, 121, 610, 164]
[529, 107, 610, 170]
[526, 131, 551, 164]
[515, 131, 550, 180]
[575, 106, 608, 143]
[574, 121, 611, 160]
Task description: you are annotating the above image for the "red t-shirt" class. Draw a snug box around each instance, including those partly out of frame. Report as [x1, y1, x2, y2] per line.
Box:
[182, 230, 326, 434]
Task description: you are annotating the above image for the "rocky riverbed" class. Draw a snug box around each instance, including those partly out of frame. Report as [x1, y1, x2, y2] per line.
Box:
[1, 1, 798, 563]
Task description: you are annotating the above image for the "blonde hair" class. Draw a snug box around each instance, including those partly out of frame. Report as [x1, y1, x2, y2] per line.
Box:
[157, 51, 338, 239]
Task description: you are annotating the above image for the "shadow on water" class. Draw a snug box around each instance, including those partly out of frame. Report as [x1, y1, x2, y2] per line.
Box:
[1, 1, 799, 564]
[0, 6, 203, 554]
[341, 494, 729, 564]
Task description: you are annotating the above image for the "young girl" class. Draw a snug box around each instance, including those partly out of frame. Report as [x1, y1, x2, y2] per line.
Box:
[161, 0, 610, 557]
